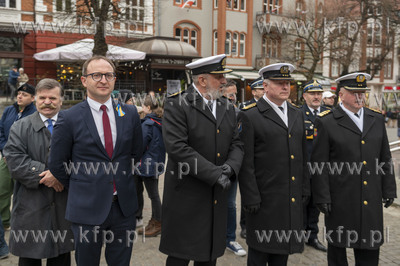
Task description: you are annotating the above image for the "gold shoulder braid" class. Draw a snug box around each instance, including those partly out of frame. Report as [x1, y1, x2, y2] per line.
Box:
[242, 102, 257, 110]
[367, 107, 382, 114]
[318, 110, 332, 117]
[168, 90, 184, 97]
[289, 102, 299, 108]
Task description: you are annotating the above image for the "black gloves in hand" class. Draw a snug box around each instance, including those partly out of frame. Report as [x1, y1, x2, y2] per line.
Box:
[316, 203, 331, 217]
[383, 198, 394, 208]
[221, 164, 233, 176]
[216, 174, 231, 191]
[244, 203, 260, 214]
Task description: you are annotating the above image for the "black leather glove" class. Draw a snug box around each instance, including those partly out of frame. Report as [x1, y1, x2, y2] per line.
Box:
[302, 195, 310, 205]
[221, 164, 233, 177]
[216, 174, 231, 191]
[244, 203, 260, 214]
[383, 198, 394, 208]
[316, 203, 331, 217]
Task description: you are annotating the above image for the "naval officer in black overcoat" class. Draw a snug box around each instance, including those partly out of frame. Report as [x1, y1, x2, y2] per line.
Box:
[311, 72, 397, 266]
[238, 63, 310, 266]
[300, 80, 328, 252]
[159, 54, 244, 266]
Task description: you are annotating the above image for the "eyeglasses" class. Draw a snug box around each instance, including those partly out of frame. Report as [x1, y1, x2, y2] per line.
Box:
[84, 72, 116, 82]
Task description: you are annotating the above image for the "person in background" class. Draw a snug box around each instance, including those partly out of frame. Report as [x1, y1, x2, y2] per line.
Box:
[300, 80, 327, 252]
[322, 91, 336, 109]
[221, 79, 246, 257]
[239, 78, 264, 110]
[8, 66, 19, 101]
[4, 78, 73, 266]
[0, 214, 9, 260]
[17, 68, 29, 88]
[0, 83, 36, 229]
[136, 95, 165, 237]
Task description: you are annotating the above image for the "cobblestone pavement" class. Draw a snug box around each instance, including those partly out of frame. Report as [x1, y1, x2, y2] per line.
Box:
[1, 121, 400, 265]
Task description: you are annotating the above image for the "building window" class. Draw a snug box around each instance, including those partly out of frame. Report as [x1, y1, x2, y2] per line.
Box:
[126, 0, 145, 21]
[262, 36, 278, 58]
[263, 0, 279, 14]
[0, 0, 16, 8]
[213, 31, 218, 55]
[56, 0, 72, 12]
[331, 60, 339, 77]
[232, 33, 238, 56]
[240, 0, 246, 11]
[224, 32, 245, 57]
[225, 32, 232, 55]
[384, 60, 392, 79]
[214, 0, 217, 8]
[175, 0, 198, 7]
[191, 30, 197, 48]
[174, 23, 200, 51]
[240, 33, 245, 56]
[295, 41, 302, 61]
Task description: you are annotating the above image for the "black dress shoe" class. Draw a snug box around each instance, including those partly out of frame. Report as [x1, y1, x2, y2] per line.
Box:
[240, 228, 246, 239]
[306, 239, 327, 252]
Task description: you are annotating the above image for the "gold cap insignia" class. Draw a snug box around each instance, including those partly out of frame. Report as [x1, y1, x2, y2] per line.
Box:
[356, 75, 366, 83]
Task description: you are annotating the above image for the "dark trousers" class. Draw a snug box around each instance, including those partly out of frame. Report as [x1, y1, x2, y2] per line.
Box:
[18, 252, 71, 266]
[134, 175, 162, 221]
[70, 200, 136, 266]
[248, 247, 288, 266]
[166, 256, 216, 266]
[240, 204, 246, 230]
[303, 189, 320, 240]
[327, 244, 379, 266]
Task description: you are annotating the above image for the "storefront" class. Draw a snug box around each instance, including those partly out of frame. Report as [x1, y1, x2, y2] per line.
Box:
[0, 28, 25, 96]
[124, 36, 200, 93]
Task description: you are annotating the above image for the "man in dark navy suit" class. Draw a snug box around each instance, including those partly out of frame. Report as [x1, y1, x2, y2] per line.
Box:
[48, 55, 143, 266]
[300, 80, 328, 252]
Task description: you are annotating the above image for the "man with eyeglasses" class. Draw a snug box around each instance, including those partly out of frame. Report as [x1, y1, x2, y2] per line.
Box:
[48, 55, 143, 266]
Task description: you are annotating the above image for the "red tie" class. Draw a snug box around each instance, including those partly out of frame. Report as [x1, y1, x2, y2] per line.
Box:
[100, 105, 116, 192]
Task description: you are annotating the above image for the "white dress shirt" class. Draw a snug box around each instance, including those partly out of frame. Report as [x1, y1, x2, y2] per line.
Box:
[340, 102, 364, 132]
[193, 84, 216, 118]
[39, 113, 58, 128]
[87, 97, 117, 148]
[263, 95, 288, 127]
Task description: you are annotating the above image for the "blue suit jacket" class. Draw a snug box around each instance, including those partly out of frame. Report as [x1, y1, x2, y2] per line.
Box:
[48, 99, 143, 225]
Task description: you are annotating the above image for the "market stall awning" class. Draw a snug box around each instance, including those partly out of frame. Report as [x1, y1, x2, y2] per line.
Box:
[124, 37, 199, 58]
[33, 38, 146, 62]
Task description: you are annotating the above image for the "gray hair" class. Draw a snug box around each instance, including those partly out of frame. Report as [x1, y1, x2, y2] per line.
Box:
[35, 78, 64, 97]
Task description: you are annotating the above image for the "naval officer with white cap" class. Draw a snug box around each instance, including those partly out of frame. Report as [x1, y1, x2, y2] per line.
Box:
[311, 72, 397, 266]
[238, 63, 310, 265]
[159, 54, 244, 266]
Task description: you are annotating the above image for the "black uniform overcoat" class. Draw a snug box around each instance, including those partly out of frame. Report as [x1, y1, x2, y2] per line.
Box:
[159, 85, 244, 261]
[238, 98, 310, 255]
[311, 106, 397, 249]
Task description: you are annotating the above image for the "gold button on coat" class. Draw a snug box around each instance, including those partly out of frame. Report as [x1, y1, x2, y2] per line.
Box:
[291, 198, 295, 202]
[292, 176, 295, 181]
[364, 181, 367, 185]
[217, 153, 220, 157]
[361, 140, 365, 144]
[217, 129, 220, 133]
[364, 201, 368, 205]
[214, 200, 217, 204]
[363, 161, 367, 165]
[291, 155, 294, 159]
